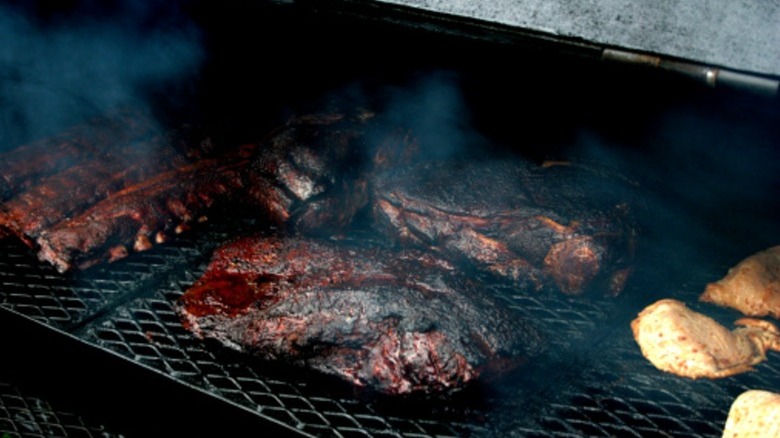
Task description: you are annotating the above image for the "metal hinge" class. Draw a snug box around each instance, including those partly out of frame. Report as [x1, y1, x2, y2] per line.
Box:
[602, 48, 779, 97]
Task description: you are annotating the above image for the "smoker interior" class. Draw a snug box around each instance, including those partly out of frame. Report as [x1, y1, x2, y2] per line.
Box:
[2, 1, 780, 437]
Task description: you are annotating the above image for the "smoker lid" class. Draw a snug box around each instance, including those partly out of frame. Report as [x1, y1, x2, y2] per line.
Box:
[374, 0, 780, 78]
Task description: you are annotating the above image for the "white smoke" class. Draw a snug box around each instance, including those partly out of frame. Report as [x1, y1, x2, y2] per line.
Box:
[0, 1, 204, 150]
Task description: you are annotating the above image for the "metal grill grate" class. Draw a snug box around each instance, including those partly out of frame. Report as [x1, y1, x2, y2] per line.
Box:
[1, 231, 776, 437]
[0, 381, 123, 438]
[0, 239, 88, 327]
[86, 290, 479, 437]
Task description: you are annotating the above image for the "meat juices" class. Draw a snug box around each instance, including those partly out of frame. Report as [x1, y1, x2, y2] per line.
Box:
[179, 236, 545, 395]
[722, 390, 780, 438]
[631, 299, 780, 379]
[700, 246, 780, 319]
[372, 160, 636, 295]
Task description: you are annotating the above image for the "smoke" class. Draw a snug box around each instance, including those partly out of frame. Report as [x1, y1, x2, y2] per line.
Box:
[0, 1, 204, 150]
[273, 58, 780, 295]
[308, 70, 487, 161]
[565, 100, 780, 298]
[376, 71, 486, 159]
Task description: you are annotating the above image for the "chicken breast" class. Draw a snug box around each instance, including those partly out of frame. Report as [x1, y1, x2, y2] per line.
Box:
[700, 246, 780, 319]
[631, 299, 780, 378]
[722, 390, 780, 438]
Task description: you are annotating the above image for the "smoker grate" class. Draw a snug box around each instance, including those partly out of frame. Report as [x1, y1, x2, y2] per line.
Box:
[0, 381, 123, 438]
[0, 229, 776, 437]
[86, 292, 478, 437]
[0, 239, 87, 327]
[512, 321, 780, 438]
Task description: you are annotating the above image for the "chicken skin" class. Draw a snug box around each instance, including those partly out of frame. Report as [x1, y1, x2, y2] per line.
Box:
[631, 299, 780, 379]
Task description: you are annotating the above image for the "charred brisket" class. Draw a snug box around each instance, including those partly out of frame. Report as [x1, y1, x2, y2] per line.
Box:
[372, 160, 637, 295]
[179, 236, 544, 395]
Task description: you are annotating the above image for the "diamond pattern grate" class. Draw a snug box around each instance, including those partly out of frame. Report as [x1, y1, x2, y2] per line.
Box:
[0, 382, 123, 438]
[1, 231, 776, 437]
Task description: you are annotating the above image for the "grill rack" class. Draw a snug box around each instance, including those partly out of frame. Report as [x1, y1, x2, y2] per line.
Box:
[2, 223, 779, 437]
[0, 380, 124, 438]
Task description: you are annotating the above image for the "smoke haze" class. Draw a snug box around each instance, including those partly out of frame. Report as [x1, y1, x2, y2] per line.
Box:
[0, 1, 203, 150]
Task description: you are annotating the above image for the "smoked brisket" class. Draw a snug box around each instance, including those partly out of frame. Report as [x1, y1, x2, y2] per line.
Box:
[179, 236, 544, 395]
[372, 159, 637, 295]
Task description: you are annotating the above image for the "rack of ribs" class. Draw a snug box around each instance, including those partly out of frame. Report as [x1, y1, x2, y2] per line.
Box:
[178, 235, 545, 395]
[29, 110, 413, 272]
[35, 155, 251, 272]
[0, 108, 160, 202]
[0, 136, 189, 247]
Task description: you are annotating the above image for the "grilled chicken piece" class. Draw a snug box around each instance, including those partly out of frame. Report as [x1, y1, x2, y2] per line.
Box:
[700, 246, 780, 319]
[722, 390, 780, 438]
[372, 160, 636, 295]
[179, 236, 545, 395]
[631, 299, 780, 379]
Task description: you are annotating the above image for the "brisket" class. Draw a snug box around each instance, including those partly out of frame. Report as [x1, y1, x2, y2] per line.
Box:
[372, 159, 637, 295]
[179, 236, 544, 395]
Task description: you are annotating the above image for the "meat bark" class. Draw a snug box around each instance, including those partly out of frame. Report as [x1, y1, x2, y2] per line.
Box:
[0, 109, 160, 202]
[179, 236, 544, 395]
[0, 136, 188, 246]
[372, 160, 637, 295]
[244, 112, 418, 234]
[36, 156, 251, 272]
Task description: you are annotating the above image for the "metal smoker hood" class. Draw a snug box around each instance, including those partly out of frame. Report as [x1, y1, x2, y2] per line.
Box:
[326, 0, 780, 95]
